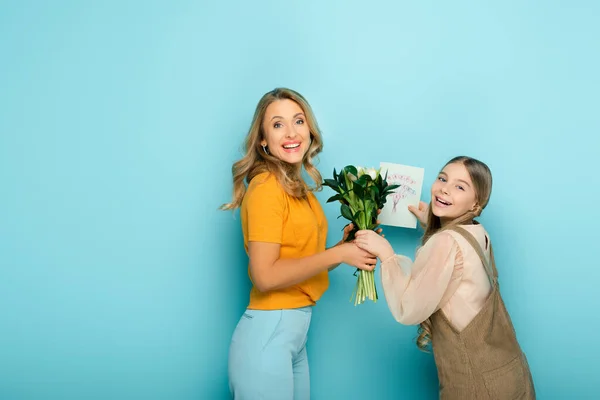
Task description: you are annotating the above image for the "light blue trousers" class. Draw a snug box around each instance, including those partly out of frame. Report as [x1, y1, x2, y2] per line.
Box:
[228, 306, 313, 400]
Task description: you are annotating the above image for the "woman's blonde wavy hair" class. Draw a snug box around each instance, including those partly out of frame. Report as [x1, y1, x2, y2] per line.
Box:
[416, 156, 493, 352]
[220, 88, 324, 210]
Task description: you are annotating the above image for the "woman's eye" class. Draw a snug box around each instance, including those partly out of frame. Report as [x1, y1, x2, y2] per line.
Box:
[438, 176, 446, 182]
[296, 119, 305, 125]
[274, 122, 282, 128]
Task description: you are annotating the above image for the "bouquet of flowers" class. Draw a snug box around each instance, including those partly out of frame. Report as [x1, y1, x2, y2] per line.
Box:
[324, 165, 400, 305]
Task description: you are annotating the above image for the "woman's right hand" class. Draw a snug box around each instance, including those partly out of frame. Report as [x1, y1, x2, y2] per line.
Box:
[338, 242, 377, 271]
[408, 201, 429, 227]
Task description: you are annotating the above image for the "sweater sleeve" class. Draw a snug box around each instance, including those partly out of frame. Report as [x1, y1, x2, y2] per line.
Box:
[379, 232, 463, 325]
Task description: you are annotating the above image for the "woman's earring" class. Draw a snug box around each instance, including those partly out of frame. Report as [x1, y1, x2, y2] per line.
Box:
[262, 145, 269, 155]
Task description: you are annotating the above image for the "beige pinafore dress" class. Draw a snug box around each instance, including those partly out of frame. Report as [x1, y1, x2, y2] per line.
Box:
[430, 225, 536, 399]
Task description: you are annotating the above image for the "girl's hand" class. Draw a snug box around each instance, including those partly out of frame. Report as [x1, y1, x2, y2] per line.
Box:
[340, 216, 384, 243]
[354, 230, 394, 260]
[408, 201, 429, 227]
[338, 242, 377, 271]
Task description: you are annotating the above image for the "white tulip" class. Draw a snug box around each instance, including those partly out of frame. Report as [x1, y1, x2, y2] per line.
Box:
[366, 168, 378, 180]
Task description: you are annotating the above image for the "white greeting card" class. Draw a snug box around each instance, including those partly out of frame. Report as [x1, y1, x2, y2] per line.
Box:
[378, 162, 425, 229]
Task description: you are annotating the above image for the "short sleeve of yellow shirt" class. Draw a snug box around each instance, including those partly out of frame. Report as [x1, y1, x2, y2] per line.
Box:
[241, 172, 329, 310]
[244, 174, 286, 245]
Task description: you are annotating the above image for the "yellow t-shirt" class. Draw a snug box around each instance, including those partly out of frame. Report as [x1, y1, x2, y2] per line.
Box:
[241, 172, 329, 310]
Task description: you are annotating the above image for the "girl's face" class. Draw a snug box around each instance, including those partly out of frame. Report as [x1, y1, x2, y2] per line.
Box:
[260, 99, 311, 166]
[430, 162, 478, 224]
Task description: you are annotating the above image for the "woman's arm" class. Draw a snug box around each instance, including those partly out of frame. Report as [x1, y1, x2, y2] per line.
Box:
[328, 214, 384, 272]
[249, 241, 376, 292]
[326, 223, 360, 272]
[244, 175, 377, 292]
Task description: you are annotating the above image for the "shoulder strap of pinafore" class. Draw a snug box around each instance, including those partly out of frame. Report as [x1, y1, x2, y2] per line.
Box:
[448, 225, 498, 287]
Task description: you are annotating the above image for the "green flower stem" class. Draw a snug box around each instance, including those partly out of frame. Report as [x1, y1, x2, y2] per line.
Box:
[350, 196, 379, 305]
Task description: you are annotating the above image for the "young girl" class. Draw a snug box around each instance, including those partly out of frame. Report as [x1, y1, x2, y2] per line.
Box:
[355, 156, 535, 399]
[221, 88, 377, 400]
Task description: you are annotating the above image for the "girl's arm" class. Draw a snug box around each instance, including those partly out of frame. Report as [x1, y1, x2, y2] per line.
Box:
[355, 230, 462, 325]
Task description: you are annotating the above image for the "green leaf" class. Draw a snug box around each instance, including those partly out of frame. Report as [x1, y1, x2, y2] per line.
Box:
[344, 165, 358, 177]
[353, 183, 364, 198]
[333, 168, 338, 181]
[345, 230, 357, 242]
[342, 171, 354, 191]
[326, 194, 345, 203]
[323, 178, 339, 188]
[369, 185, 380, 202]
[355, 175, 370, 187]
[337, 169, 346, 184]
[340, 204, 354, 221]
[362, 173, 373, 183]
[323, 179, 341, 192]
[353, 210, 366, 229]
[382, 184, 400, 196]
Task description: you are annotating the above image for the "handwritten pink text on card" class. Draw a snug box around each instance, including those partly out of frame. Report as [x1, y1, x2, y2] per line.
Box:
[386, 174, 417, 212]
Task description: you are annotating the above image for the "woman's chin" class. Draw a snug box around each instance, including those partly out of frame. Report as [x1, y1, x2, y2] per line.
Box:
[277, 152, 306, 166]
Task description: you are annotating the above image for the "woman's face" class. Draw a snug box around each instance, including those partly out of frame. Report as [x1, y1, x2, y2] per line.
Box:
[260, 99, 311, 165]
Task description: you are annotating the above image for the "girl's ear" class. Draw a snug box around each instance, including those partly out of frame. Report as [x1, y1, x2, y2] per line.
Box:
[471, 203, 482, 216]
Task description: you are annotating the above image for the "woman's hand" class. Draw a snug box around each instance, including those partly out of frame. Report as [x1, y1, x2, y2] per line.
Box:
[408, 201, 429, 227]
[337, 242, 377, 271]
[341, 223, 354, 242]
[354, 230, 394, 261]
[371, 208, 385, 237]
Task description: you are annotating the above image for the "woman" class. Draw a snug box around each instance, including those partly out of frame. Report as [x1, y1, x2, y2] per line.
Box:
[221, 87, 376, 400]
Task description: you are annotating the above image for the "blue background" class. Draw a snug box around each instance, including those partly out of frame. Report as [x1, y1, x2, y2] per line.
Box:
[1, 1, 598, 399]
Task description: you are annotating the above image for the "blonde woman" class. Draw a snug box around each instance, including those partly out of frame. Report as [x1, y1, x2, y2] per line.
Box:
[355, 156, 535, 399]
[221, 88, 376, 400]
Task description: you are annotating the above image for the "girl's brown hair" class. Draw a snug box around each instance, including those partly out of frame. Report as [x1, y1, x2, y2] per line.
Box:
[417, 156, 493, 351]
[220, 88, 324, 210]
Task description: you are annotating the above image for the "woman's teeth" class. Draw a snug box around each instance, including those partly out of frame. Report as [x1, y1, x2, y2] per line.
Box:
[283, 143, 300, 149]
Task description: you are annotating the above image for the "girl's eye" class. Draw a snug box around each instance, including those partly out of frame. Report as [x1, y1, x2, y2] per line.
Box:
[438, 176, 446, 182]
[296, 119, 305, 125]
[457, 185, 465, 191]
[274, 122, 282, 128]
